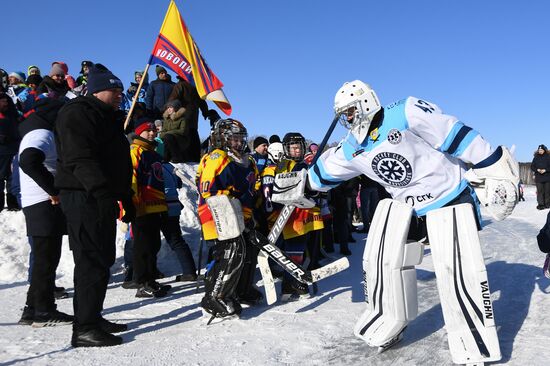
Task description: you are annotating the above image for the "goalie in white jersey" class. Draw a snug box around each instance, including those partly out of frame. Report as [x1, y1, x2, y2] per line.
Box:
[303, 81, 519, 365]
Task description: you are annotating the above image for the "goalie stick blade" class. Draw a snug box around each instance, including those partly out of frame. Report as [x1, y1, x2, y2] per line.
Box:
[247, 229, 348, 284]
[257, 251, 277, 305]
[309, 257, 350, 282]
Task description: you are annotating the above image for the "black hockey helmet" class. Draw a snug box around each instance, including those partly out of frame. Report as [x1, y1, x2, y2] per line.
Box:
[211, 118, 248, 155]
[282, 132, 306, 161]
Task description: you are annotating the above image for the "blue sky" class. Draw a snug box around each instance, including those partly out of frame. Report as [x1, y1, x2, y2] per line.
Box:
[3, 0, 549, 162]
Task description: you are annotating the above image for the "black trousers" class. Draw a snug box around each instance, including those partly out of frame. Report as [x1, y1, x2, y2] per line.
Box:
[159, 213, 196, 275]
[536, 181, 550, 207]
[133, 213, 162, 285]
[25, 236, 62, 312]
[60, 191, 116, 331]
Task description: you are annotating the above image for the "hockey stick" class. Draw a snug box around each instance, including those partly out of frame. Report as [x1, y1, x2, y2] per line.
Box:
[168, 164, 205, 292]
[247, 229, 349, 284]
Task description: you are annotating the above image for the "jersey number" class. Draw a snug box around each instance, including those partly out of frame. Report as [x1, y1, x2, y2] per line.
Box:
[414, 99, 435, 114]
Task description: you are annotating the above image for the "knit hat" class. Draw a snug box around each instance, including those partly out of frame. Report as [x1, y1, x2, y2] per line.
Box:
[539, 144, 548, 151]
[27, 65, 41, 76]
[26, 74, 43, 86]
[49, 64, 66, 77]
[163, 99, 182, 111]
[51, 61, 69, 74]
[308, 143, 319, 153]
[253, 136, 269, 149]
[80, 60, 93, 74]
[156, 65, 168, 76]
[269, 134, 281, 144]
[9, 71, 26, 83]
[134, 117, 156, 136]
[87, 64, 123, 94]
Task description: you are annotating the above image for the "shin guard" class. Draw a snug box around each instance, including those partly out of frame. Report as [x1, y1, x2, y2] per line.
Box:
[427, 203, 501, 364]
[354, 199, 423, 347]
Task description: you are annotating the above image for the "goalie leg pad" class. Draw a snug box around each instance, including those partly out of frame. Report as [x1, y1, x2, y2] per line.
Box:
[204, 237, 245, 301]
[354, 199, 421, 347]
[206, 195, 245, 241]
[426, 203, 501, 364]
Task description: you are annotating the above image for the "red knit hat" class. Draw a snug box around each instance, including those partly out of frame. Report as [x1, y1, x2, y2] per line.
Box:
[135, 118, 155, 136]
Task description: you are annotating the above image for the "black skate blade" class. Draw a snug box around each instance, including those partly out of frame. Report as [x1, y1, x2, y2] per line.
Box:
[377, 328, 405, 354]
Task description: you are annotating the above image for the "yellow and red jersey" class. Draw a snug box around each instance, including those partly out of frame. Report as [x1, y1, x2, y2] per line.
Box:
[263, 159, 323, 240]
[197, 149, 259, 240]
[130, 138, 167, 217]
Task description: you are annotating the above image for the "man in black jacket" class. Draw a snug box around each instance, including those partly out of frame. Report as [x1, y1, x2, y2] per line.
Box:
[55, 64, 135, 347]
[531, 144, 550, 209]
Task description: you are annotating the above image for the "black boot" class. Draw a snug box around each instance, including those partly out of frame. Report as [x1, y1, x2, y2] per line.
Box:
[99, 318, 128, 333]
[18, 306, 35, 325]
[71, 328, 123, 347]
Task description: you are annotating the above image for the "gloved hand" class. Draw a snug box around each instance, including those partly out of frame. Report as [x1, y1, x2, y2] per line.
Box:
[206, 109, 221, 127]
[120, 196, 136, 223]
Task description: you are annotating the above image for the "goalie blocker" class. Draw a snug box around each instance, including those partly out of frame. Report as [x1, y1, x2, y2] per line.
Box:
[355, 200, 500, 364]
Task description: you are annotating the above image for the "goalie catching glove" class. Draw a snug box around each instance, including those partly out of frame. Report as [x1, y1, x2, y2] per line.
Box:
[271, 168, 317, 208]
[464, 146, 520, 221]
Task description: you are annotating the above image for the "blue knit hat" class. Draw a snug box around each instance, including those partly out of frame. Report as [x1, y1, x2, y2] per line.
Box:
[87, 64, 123, 94]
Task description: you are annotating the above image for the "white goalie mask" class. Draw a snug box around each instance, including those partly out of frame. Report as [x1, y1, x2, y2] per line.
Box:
[334, 80, 381, 144]
[268, 142, 284, 164]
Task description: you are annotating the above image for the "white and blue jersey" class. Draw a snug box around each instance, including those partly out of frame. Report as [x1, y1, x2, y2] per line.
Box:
[308, 97, 493, 216]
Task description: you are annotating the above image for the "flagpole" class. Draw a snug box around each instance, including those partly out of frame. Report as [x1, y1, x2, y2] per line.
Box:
[123, 62, 151, 131]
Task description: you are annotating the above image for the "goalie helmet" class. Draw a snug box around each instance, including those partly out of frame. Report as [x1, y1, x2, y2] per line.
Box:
[334, 80, 381, 144]
[267, 142, 284, 164]
[282, 132, 306, 161]
[211, 118, 248, 155]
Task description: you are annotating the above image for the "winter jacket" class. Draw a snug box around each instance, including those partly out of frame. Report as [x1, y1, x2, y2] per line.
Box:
[126, 81, 148, 104]
[54, 95, 133, 201]
[36, 76, 70, 100]
[531, 152, 550, 183]
[18, 99, 64, 207]
[130, 137, 167, 217]
[145, 77, 175, 117]
[161, 107, 188, 137]
[537, 210, 550, 253]
[251, 152, 268, 174]
[168, 79, 208, 130]
[0, 94, 20, 155]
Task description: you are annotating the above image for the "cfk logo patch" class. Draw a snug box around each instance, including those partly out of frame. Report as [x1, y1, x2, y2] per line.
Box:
[387, 129, 402, 144]
[371, 152, 412, 187]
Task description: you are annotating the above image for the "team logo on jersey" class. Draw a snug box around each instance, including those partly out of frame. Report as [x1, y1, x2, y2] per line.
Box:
[371, 152, 412, 187]
[387, 129, 402, 145]
[210, 152, 221, 160]
[151, 161, 164, 182]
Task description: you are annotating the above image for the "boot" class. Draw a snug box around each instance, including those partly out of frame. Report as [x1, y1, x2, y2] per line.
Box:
[71, 328, 123, 347]
[99, 318, 128, 333]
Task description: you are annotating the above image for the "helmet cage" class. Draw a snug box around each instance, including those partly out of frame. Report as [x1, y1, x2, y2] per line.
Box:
[283, 137, 306, 161]
[211, 119, 248, 155]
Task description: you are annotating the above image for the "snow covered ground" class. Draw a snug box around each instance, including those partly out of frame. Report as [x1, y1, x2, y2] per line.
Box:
[1, 178, 549, 366]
